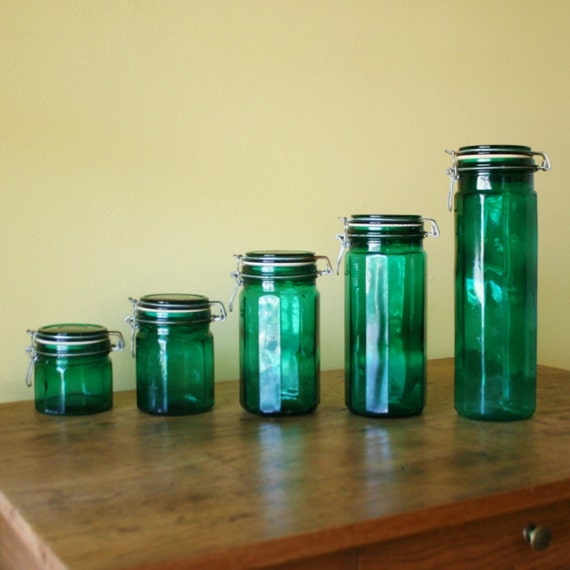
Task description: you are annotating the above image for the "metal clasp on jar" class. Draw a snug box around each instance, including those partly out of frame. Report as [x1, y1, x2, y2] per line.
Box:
[315, 255, 333, 276]
[109, 331, 126, 352]
[335, 219, 351, 275]
[423, 218, 440, 238]
[445, 149, 460, 212]
[24, 330, 38, 387]
[125, 298, 139, 357]
[228, 255, 244, 313]
[209, 301, 227, 322]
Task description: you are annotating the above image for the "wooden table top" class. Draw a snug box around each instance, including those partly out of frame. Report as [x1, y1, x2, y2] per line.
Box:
[2, 358, 570, 569]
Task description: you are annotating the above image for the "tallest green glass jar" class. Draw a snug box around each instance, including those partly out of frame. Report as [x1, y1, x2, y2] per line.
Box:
[446, 145, 551, 421]
[230, 251, 332, 416]
[337, 215, 439, 417]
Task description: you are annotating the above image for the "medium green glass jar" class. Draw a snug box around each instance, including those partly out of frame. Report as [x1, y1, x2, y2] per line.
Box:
[446, 145, 551, 421]
[230, 251, 332, 416]
[337, 215, 439, 417]
[26, 324, 125, 415]
[126, 294, 226, 415]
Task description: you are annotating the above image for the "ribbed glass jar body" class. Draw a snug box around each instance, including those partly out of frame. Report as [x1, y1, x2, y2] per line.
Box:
[129, 294, 224, 416]
[28, 324, 122, 415]
[235, 251, 327, 416]
[339, 215, 435, 417]
[451, 145, 549, 421]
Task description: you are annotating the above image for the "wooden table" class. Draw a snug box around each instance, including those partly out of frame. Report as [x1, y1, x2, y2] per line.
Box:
[2, 358, 570, 569]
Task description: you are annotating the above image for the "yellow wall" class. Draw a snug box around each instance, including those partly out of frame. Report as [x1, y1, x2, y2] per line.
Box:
[1, 1, 569, 403]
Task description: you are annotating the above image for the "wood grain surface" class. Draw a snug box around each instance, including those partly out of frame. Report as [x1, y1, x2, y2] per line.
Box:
[2, 359, 570, 569]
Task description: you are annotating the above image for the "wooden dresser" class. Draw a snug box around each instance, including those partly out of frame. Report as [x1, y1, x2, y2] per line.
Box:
[1, 358, 570, 569]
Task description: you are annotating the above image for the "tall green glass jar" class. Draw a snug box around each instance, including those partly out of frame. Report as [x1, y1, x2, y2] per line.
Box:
[446, 145, 551, 421]
[126, 294, 226, 416]
[337, 215, 439, 417]
[25, 324, 125, 415]
[230, 251, 332, 416]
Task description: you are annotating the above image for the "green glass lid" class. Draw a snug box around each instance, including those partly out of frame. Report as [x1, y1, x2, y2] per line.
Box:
[450, 145, 550, 172]
[232, 249, 333, 282]
[345, 214, 423, 228]
[137, 293, 210, 309]
[341, 215, 439, 238]
[458, 144, 533, 155]
[243, 250, 316, 264]
[129, 293, 221, 324]
[240, 251, 319, 277]
[35, 323, 109, 341]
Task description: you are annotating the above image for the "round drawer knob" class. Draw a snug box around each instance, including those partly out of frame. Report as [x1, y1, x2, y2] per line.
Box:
[523, 523, 552, 551]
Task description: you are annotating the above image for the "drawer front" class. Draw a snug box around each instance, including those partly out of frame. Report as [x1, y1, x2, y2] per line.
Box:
[358, 500, 570, 569]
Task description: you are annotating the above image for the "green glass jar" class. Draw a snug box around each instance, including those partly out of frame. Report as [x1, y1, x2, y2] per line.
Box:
[446, 145, 551, 421]
[25, 324, 125, 415]
[126, 294, 226, 416]
[337, 215, 439, 417]
[230, 251, 332, 416]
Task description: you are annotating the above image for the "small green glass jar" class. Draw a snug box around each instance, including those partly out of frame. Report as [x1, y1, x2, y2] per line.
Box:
[230, 251, 332, 416]
[337, 215, 439, 417]
[446, 145, 551, 421]
[26, 324, 125, 415]
[126, 294, 226, 416]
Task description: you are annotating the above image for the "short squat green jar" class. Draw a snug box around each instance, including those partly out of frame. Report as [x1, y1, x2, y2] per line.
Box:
[26, 324, 125, 415]
[230, 251, 332, 416]
[126, 294, 226, 415]
[447, 145, 551, 421]
[337, 215, 439, 417]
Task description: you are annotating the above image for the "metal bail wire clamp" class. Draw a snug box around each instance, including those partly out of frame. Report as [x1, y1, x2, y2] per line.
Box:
[209, 301, 227, 322]
[125, 298, 140, 357]
[423, 218, 441, 238]
[109, 331, 126, 353]
[315, 255, 334, 277]
[24, 329, 38, 387]
[534, 151, 552, 172]
[228, 255, 244, 313]
[335, 217, 351, 275]
[445, 149, 459, 212]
